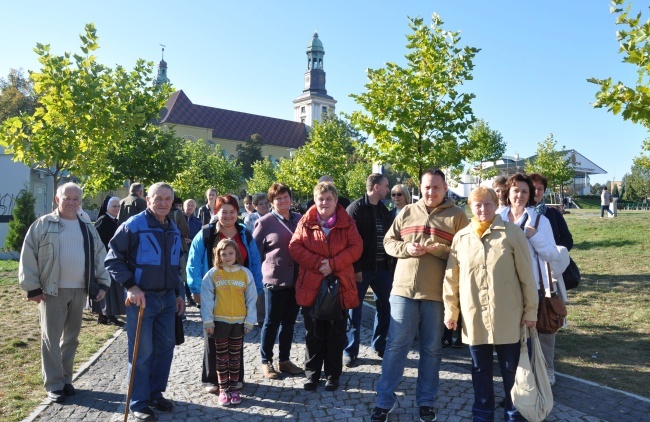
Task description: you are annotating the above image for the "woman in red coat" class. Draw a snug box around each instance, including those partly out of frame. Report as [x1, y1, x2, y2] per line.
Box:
[289, 181, 362, 392]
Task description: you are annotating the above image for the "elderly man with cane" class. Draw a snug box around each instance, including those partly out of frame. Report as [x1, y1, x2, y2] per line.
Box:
[106, 182, 185, 422]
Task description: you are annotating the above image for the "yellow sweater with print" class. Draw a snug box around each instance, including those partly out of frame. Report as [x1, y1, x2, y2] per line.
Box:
[200, 265, 258, 330]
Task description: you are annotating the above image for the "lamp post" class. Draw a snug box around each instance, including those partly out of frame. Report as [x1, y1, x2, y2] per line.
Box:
[514, 153, 519, 174]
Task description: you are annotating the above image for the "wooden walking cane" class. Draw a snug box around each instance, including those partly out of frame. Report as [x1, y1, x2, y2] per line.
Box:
[124, 298, 145, 422]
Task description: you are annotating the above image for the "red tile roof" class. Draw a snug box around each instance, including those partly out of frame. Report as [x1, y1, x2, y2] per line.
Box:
[159, 90, 308, 149]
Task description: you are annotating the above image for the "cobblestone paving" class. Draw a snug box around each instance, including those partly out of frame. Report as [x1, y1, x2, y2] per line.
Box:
[28, 305, 649, 421]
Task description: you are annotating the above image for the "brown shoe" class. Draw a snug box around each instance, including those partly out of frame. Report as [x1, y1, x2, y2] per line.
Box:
[262, 362, 280, 379]
[279, 360, 304, 375]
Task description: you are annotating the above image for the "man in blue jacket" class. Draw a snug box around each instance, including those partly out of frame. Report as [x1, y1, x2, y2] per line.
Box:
[105, 182, 185, 422]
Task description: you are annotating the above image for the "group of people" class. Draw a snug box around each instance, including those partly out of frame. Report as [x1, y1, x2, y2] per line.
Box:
[18, 167, 573, 422]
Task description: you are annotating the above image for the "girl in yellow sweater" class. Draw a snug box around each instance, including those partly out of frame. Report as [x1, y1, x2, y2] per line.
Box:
[201, 239, 257, 406]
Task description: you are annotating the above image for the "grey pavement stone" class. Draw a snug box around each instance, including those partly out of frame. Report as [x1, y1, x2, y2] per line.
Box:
[26, 303, 650, 421]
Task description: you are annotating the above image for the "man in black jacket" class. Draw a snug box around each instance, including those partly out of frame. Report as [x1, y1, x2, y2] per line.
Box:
[344, 173, 393, 367]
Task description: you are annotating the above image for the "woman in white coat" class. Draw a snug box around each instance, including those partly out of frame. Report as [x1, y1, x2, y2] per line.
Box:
[499, 173, 560, 384]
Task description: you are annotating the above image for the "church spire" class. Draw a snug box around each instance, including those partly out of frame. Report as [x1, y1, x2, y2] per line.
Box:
[154, 44, 170, 88]
[293, 32, 336, 126]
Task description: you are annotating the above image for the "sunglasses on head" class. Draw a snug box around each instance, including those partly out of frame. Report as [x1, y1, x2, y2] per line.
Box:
[391, 193, 403, 197]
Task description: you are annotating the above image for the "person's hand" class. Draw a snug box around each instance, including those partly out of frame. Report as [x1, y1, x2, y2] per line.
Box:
[244, 327, 251, 334]
[445, 319, 457, 330]
[185, 237, 192, 244]
[28, 294, 45, 304]
[407, 242, 426, 257]
[521, 319, 536, 328]
[524, 225, 537, 239]
[176, 296, 185, 316]
[424, 243, 440, 253]
[319, 259, 332, 276]
[193, 293, 201, 305]
[355, 272, 363, 283]
[126, 285, 146, 308]
[95, 290, 107, 302]
[205, 327, 214, 335]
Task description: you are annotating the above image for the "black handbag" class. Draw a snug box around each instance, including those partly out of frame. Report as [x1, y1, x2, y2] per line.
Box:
[309, 275, 345, 322]
[563, 258, 581, 290]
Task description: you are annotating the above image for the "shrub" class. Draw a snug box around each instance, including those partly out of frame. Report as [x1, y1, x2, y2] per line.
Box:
[4, 187, 36, 253]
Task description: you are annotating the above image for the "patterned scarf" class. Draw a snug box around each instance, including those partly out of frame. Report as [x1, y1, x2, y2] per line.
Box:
[535, 202, 547, 216]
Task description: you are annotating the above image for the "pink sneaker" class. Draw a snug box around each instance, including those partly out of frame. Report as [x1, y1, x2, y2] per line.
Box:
[218, 390, 230, 406]
[230, 390, 241, 405]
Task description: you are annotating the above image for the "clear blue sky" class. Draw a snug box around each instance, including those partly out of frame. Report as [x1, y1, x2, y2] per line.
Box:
[2, 0, 648, 184]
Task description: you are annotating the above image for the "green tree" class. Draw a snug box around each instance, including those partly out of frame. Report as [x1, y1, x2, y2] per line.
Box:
[525, 134, 575, 198]
[0, 24, 171, 206]
[588, 0, 650, 171]
[349, 14, 479, 180]
[0, 69, 36, 123]
[612, 184, 620, 196]
[626, 160, 650, 201]
[275, 115, 360, 199]
[4, 187, 36, 253]
[345, 160, 374, 200]
[246, 157, 277, 195]
[172, 139, 242, 202]
[464, 119, 506, 184]
[590, 182, 603, 195]
[237, 134, 264, 179]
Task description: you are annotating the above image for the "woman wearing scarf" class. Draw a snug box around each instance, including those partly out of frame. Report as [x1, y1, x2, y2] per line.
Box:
[444, 186, 538, 421]
[289, 182, 362, 392]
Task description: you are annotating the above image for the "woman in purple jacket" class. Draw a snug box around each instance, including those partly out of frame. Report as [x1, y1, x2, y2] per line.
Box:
[253, 183, 304, 379]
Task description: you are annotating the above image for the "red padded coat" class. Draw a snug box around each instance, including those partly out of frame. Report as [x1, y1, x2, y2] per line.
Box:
[289, 204, 363, 310]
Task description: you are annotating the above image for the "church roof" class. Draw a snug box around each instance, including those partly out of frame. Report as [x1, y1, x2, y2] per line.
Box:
[159, 90, 308, 149]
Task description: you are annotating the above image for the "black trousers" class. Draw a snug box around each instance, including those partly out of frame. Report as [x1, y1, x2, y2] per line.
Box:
[302, 306, 346, 382]
[203, 329, 244, 385]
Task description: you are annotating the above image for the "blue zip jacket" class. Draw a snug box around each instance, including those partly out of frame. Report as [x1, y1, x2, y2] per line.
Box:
[105, 209, 182, 294]
[186, 222, 263, 295]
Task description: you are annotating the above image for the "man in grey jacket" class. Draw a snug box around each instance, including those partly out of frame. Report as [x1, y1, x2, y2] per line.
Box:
[19, 182, 110, 403]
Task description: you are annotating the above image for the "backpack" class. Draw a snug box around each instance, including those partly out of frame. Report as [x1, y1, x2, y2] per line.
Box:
[309, 275, 345, 322]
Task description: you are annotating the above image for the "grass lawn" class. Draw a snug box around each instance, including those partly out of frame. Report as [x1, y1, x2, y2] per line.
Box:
[0, 260, 119, 421]
[555, 209, 650, 398]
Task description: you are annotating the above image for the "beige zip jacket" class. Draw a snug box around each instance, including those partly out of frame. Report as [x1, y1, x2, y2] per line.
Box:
[384, 198, 469, 301]
[19, 210, 110, 297]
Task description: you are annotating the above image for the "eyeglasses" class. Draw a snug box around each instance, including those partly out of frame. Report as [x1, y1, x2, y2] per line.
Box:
[391, 193, 403, 197]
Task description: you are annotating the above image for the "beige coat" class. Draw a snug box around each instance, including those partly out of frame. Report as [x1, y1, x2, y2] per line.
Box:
[444, 215, 538, 345]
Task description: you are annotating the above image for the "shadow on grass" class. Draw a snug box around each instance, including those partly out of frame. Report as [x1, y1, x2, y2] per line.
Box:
[579, 273, 650, 284]
[574, 239, 639, 250]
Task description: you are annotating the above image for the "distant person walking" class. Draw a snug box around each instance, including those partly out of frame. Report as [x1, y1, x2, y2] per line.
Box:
[601, 186, 614, 218]
[118, 183, 147, 224]
[19, 182, 110, 403]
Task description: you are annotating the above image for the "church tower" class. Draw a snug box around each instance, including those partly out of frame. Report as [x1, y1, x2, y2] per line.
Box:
[293, 32, 337, 126]
[154, 45, 170, 88]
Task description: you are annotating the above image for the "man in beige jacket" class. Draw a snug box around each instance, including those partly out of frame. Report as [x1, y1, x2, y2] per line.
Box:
[370, 169, 469, 422]
[19, 182, 110, 403]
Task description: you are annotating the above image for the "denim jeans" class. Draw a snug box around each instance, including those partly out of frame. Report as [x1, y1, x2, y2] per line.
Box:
[375, 296, 444, 409]
[468, 342, 525, 421]
[126, 290, 176, 412]
[345, 269, 392, 358]
[260, 287, 300, 363]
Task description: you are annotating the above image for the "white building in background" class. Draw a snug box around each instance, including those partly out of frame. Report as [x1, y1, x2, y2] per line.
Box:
[448, 150, 607, 199]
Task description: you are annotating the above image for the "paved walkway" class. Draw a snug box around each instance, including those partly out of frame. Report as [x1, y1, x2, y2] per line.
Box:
[27, 304, 649, 421]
